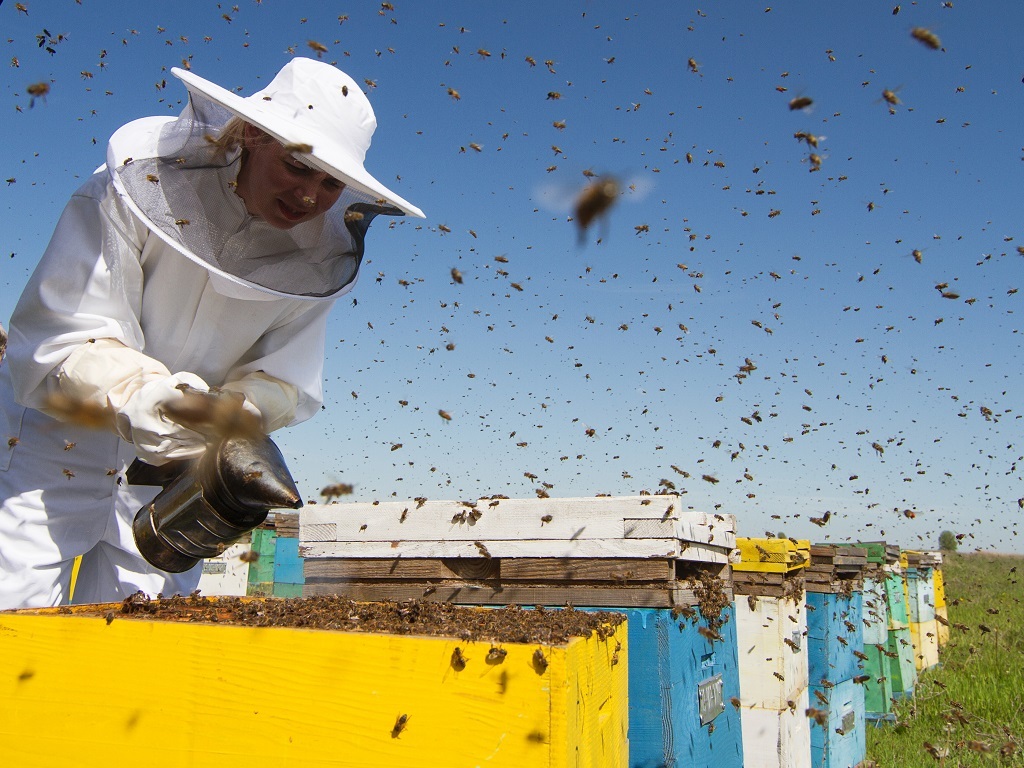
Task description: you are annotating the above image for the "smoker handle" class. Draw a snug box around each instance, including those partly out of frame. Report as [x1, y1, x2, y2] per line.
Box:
[125, 457, 193, 488]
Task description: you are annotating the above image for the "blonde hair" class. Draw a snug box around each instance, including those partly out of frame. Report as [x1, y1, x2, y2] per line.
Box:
[206, 116, 248, 163]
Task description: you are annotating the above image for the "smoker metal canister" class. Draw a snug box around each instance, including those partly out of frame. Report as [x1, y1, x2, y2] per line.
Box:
[131, 434, 302, 573]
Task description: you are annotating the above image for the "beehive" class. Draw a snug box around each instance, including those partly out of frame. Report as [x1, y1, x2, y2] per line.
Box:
[803, 545, 867, 768]
[858, 562, 896, 720]
[301, 494, 744, 768]
[195, 540, 250, 596]
[904, 551, 940, 671]
[0, 597, 628, 768]
[882, 559, 917, 696]
[734, 537, 811, 768]
[732, 536, 810, 574]
[247, 511, 303, 597]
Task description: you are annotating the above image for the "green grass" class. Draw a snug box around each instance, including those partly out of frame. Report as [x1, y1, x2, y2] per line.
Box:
[866, 552, 1024, 766]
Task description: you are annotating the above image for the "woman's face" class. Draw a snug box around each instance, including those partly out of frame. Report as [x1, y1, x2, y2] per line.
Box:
[234, 124, 346, 229]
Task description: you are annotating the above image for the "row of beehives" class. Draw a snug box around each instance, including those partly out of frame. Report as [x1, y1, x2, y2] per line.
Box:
[214, 495, 948, 768]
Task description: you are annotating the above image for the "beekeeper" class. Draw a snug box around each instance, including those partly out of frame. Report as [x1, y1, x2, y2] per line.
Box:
[0, 58, 423, 611]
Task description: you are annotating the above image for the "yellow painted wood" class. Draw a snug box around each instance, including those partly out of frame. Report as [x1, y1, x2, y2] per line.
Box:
[933, 567, 947, 608]
[0, 604, 629, 768]
[733, 537, 809, 573]
[68, 555, 81, 601]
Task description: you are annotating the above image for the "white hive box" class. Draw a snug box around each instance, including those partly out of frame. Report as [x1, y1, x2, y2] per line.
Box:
[300, 495, 736, 608]
[195, 541, 250, 596]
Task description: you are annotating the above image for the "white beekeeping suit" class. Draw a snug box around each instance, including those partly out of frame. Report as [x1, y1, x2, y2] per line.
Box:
[0, 58, 423, 610]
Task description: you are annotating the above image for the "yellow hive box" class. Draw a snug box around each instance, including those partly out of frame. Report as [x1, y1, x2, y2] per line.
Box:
[0, 601, 628, 768]
[732, 537, 810, 573]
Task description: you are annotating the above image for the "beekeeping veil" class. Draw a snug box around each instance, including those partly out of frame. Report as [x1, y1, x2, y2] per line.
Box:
[108, 57, 424, 299]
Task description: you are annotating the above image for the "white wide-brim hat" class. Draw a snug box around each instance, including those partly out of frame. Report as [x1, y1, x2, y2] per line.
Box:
[172, 57, 424, 219]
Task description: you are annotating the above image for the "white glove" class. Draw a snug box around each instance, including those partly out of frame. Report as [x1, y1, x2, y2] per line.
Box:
[55, 339, 211, 465]
[221, 371, 299, 433]
[114, 372, 212, 464]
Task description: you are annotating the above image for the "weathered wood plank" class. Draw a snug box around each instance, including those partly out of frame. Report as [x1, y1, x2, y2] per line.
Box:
[302, 557, 677, 583]
[302, 581, 678, 608]
[303, 557, 501, 580]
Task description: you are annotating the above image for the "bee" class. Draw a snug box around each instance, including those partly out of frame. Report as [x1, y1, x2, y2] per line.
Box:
[634, 224, 650, 235]
[546, 92, 562, 100]
[532, 648, 549, 672]
[175, 219, 191, 227]
[911, 27, 941, 50]
[43, 393, 116, 431]
[474, 541, 492, 558]
[701, 474, 719, 484]
[320, 483, 354, 501]
[552, 120, 566, 130]
[698, 626, 722, 642]
[343, 210, 364, 224]
[446, 87, 461, 100]
[450, 267, 463, 284]
[306, 40, 328, 56]
[477, 48, 491, 58]
[437, 224, 451, 234]
[788, 95, 813, 110]
[729, 696, 742, 710]
[794, 131, 820, 148]
[871, 442, 885, 456]
[881, 89, 901, 106]
[62, 468, 75, 479]
[162, 387, 263, 441]
[809, 511, 831, 527]
[540, 514, 553, 525]
[438, 409, 452, 421]
[525, 56, 537, 67]
[390, 713, 408, 738]
[238, 550, 260, 563]
[283, 142, 314, 154]
[688, 58, 699, 73]
[485, 646, 507, 664]
[571, 175, 620, 240]
[451, 647, 467, 670]
[26, 81, 50, 107]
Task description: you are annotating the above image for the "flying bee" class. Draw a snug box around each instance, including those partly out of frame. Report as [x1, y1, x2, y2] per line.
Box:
[788, 95, 813, 111]
[320, 482, 354, 501]
[306, 40, 328, 57]
[446, 87, 461, 100]
[238, 549, 259, 563]
[26, 81, 50, 107]
[163, 386, 263, 441]
[438, 409, 452, 421]
[571, 176, 620, 243]
[911, 27, 941, 50]
[450, 267, 463, 284]
[43, 393, 116, 431]
[390, 714, 408, 738]
[881, 89, 901, 106]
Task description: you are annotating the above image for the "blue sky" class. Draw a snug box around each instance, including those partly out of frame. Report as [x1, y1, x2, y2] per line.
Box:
[2, 1, 1022, 553]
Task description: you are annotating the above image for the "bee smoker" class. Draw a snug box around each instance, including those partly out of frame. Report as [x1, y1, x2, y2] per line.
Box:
[129, 433, 302, 573]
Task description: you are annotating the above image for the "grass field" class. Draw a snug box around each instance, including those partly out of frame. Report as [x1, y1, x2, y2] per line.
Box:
[866, 552, 1024, 767]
